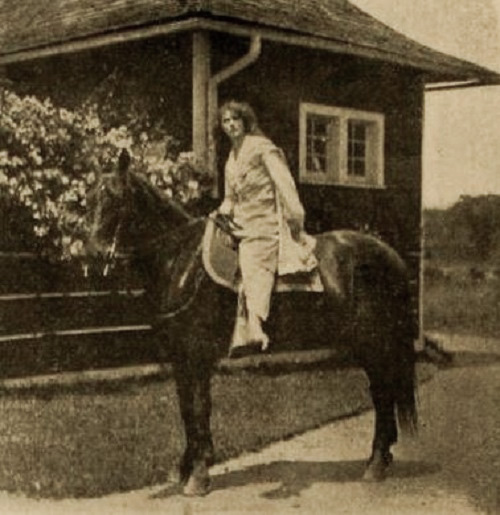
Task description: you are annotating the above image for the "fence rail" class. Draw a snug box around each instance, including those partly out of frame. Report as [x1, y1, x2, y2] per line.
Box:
[0, 252, 151, 342]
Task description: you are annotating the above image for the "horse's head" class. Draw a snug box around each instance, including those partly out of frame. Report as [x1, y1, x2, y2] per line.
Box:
[86, 149, 133, 261]
[86, 148, 196, 267]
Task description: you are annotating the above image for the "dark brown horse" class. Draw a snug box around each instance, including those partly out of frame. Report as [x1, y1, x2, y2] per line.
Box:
[86, 150, 417, 496]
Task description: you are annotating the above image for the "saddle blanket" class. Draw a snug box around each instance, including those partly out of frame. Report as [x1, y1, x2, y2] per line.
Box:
[201, 219, 324, 293]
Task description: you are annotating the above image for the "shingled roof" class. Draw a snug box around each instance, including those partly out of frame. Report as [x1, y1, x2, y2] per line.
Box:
[1, 0, 499, 85]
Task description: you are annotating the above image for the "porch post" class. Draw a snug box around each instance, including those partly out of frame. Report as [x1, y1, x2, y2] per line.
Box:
[192, 31, 210, 172]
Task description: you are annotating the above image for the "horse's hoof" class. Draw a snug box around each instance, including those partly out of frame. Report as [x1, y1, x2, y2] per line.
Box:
[362, 461, 387, 482]
[183, 475, 211, 496]
[183, 464, 211, 496]
[363, 451, 391, 482]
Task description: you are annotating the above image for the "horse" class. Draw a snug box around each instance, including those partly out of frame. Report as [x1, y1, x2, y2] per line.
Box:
[86, 149, 417, 496]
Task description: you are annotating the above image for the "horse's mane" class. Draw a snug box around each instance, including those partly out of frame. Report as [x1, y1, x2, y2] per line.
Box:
[127, 169, 195, 225]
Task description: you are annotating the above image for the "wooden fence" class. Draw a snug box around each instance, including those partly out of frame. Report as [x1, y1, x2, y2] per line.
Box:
[0, 252, 160, 378]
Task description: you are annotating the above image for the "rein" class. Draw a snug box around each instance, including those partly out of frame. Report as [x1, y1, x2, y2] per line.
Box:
[156, 256, 205, 321]
[91, 171, 239, 320]
[153, 214, 239, 320]
[103, 211, 236, 271]
[103, 219, 122, 277]
[98, 212, 209, 321]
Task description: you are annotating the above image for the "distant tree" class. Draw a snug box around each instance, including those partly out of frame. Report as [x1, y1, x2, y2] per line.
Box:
[448, 195, 500, 261]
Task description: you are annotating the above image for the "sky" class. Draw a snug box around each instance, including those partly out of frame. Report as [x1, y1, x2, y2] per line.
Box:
[352, 0, 500, 208]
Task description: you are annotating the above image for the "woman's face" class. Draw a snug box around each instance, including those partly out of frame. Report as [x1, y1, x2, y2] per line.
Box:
[221, 109, 245, 142]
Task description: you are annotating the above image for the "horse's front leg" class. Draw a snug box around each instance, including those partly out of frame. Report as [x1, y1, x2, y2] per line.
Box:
[172, 356, 214, 496]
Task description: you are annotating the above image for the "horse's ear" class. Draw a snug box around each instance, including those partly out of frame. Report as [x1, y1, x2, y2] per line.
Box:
[118, 148, 131, 177]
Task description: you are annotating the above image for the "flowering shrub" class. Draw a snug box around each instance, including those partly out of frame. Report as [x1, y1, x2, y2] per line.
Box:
[136, 139, 213, 207]
[0, 89, 212, 261]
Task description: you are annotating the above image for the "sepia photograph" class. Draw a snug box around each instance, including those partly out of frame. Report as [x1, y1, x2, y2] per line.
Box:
[0, 1, 499, 513]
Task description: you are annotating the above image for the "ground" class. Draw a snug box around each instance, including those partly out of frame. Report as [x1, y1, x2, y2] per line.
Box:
[0, 332, 497, 514]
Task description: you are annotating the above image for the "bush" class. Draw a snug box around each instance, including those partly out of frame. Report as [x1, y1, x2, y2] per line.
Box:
[0, 89, 212, 261]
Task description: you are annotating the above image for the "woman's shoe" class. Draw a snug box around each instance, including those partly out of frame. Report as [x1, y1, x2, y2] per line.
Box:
[228, 342, 265, 359]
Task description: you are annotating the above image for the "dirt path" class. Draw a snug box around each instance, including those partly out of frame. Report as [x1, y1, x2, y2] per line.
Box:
[0, 333, 498, 514]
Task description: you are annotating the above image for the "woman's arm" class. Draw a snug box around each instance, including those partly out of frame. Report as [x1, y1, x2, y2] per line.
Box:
[263, 151, 305, 229]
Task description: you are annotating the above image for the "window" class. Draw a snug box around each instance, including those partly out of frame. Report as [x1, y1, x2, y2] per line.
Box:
[299, 103, 384, 187]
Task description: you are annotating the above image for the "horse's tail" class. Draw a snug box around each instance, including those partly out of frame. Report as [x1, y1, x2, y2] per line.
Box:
[395, 343, 418, 436]
[393, 282, 418, 436]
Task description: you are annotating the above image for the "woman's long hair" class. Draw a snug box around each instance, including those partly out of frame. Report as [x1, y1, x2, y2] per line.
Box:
[217, 100, 263, 135]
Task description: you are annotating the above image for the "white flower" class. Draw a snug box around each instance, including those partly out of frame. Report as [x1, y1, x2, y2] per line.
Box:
[69, 239, 84, 256]
[105, 126, 133, 150]
[86, 171, 96, 185]
[11, 157, 24, 168]
[29, 151, 43, 166]
[34, 224, 49, 237]
[59, 108, 74, 124]
[178, 151, 195, 164]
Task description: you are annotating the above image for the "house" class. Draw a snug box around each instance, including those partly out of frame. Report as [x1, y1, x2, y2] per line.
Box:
[1, 0, 499, 345]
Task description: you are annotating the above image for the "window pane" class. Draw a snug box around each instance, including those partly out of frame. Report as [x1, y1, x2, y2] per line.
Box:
[352, 142, 365, 158]
[354, 159, 366, 176]
[306, 114, 334, 174]
[348, 119, 368, 177]
[349, 120, 367, 141]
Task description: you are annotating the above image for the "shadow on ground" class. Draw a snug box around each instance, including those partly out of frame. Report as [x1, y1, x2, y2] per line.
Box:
[153, 459, 441, 500]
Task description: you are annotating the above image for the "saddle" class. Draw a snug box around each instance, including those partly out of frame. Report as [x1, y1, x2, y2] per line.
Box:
[201, 218, 327, 293]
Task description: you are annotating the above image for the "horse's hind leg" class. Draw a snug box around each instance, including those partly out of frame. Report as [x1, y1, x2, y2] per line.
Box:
[363, 369, 397, 481]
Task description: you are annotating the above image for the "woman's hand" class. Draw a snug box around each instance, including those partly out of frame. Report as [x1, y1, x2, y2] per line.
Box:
[288, 218, 303, 241]
[211, 211, 242, 234]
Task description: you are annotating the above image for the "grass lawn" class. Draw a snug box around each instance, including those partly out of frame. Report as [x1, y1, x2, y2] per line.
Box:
[0, 363, 433, 499]
[424, 265, 500, 338]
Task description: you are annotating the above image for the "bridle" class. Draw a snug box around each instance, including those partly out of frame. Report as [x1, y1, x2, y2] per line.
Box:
[85, 178, 129, 278]
[87, 176, 239, 319]
[102, 218, 122, 277]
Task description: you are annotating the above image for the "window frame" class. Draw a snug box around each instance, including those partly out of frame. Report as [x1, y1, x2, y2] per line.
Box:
[299, 102, 385, 188]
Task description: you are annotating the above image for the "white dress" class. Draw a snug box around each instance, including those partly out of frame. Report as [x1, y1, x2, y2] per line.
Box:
[219, 134, 317, 323]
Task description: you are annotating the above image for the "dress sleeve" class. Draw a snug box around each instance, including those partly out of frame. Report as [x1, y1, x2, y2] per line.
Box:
[262, 150, 305, 223]
[218, 163, 236, 215]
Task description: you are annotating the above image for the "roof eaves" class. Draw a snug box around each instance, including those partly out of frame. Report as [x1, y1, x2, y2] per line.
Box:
[1, 4, 499, 88]
[198, 17, 500, 86]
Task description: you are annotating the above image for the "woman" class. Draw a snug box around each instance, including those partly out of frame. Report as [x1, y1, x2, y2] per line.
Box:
[216, 101, 317, 356]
